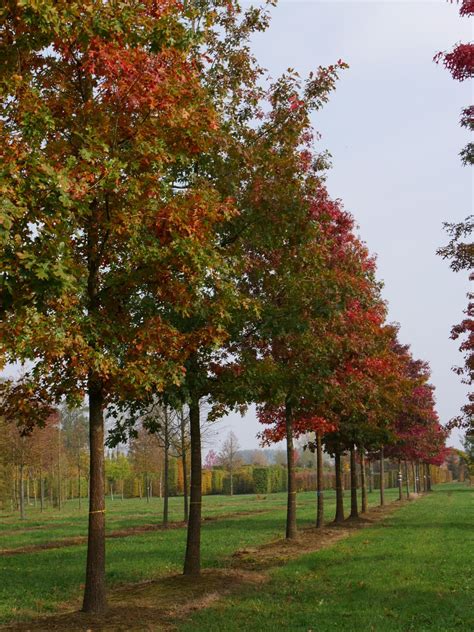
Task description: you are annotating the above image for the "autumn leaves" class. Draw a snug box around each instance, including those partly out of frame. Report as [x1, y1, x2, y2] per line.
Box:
[0, 0, 447, 616]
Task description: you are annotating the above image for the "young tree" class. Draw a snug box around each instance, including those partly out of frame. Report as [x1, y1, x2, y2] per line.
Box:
[1, 1, 235, 612]
[218, 431, 241, 495]
[61, 405, 88, 508]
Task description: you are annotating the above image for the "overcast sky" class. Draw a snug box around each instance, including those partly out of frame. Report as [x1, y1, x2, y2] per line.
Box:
[209, 0, 472, 453]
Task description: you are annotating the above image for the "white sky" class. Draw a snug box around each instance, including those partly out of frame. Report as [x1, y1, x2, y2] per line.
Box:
[209, 0, 473, 453]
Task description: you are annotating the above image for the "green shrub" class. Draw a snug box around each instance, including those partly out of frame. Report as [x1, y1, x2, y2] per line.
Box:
[253, 467, 271, 494]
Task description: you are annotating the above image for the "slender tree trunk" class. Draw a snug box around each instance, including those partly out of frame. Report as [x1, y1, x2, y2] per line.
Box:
[404, 460, 410, 499]
[349, 445, 358, 519]
[416, 461, 421, 493]
[13, 471, 18, 511]
[57, 424, 62, 511]
[285, 397, 297, 539]
[379, 447, 385, 507]
[40, 465, 44, 513]
[163, 408, 169, 527]
[145, 473, 150, 503]
[334, 450, 344, 523]
[78, 457, 82, 510]
[110, 482, 114, 502]
[426, 463, 432, 491]
[398, 458, 403, 501]
[411, 461, 417, 493]
[368, 459, 374, 494]
[316, 431, 324, 528]
[19, 464, 25, 520]
[183, 394, 202, 575]
[180, 409, 189, 523]
[82, 380, 107, 614]
[121, 480, 124, 501]
[360, 447, 368, 513]
[230, 469, 233, 496]
[33, 476, 37, 508]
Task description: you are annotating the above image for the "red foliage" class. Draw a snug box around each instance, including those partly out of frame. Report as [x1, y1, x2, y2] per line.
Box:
[437, 43, 474, 81]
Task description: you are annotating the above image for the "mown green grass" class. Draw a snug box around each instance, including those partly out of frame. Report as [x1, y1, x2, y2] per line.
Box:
[180, 483, 474, 632]
[0, 488, 399, 623]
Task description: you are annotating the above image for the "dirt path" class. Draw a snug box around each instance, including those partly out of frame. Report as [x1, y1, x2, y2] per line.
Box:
[2, 499, 413, 632]
[0, 509, 272, 557]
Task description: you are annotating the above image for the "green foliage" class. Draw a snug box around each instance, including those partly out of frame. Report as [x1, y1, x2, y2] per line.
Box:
[252, 467, 270, 494]
[211, 469, 226, 495]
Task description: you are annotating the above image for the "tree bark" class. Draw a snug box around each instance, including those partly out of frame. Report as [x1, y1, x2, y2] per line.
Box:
[82, 379, 107, 614]
[78, 454, 82, 510]
[411, 461, 417, 494]
[398, 458, 403, 501]
[334, 450, 344, 523]
[180, 409, 189, 523]
[57, 424, 62, 511]
[426, 463, 432, 491]
[404, 460, 410, 499]
[360, 447, 368, 513]
[349, 445, 358, 519]
[316, 431, 324, 528]
[285, 397, 297, 539]
[379, 447, 385, 507]
[183, 394, 202, 575]
[19, 464, 25, 520]
[40, 465, 44, 513]
[368, 459, 374, 494]
[163, 408, 169, 527]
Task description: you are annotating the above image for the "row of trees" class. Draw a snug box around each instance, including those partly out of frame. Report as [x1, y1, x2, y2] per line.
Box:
[0, 0, 449, 615]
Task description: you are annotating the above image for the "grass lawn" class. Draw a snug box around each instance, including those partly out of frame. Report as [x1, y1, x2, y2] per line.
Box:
[179, 483, 474, 631]
[0, 487, 399, 623]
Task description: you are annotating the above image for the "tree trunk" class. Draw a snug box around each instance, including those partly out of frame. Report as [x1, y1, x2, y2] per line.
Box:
[183, 394, 202, 575]
[404, 460, 410, 499]
[110, 482, 114, 502]
[40, 466, 44, 513]
[82, 380, 107, 614]
[285, 397, 297, 539]
[334, 450, 344, 523]
[78, 456, 82, 510]
[360, 447, 368, 513]
[19, 464, 25, 520]
[145, 473, 150, 503]
[398, 458, 403, 501]
[426, 463, 432, 491]
[368, 459, 374, 494]
[57, 424, 62, 511]
[180, 409, 189, 523]
[316, 431, 324, 528]
[349, 445, 358, 519]
[412, 461, 417, 493]
[379, 447, 385, 506]
[163, 408, 169, 527]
